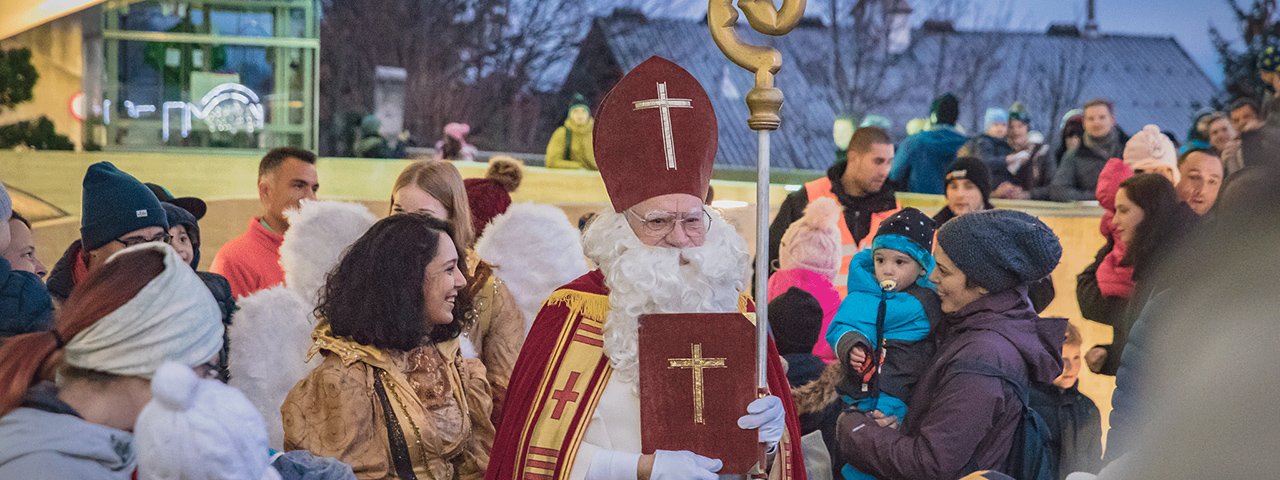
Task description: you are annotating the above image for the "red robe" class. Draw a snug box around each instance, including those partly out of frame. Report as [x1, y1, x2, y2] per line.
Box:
[485, 270, 807, 479]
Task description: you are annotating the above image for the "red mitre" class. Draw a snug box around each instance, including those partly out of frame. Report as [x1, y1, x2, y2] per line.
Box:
[593, 56, 718, 212]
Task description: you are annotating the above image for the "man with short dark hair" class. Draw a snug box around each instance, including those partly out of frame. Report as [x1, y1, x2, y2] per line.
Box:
[889, 93, 968, 194]
[212, 147, 319, 298]
[1229, 98, 1262, 133]
[1046, 98, 1129, 201]
[768, 126, 901, 296]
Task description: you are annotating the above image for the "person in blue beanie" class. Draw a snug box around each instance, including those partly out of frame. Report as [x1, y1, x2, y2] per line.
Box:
[827, 207, 941, 480]
[46, 162, 169, 305]
[839, 209, 1066, 479]
[0, 184, 53, 340]
[960, 108, 1027, 195]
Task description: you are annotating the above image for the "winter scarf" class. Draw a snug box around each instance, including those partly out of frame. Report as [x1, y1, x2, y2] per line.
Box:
[64, 244, 223, 379]
[1084, 128, 1123, 162]
[1095, 159, 1136, 298]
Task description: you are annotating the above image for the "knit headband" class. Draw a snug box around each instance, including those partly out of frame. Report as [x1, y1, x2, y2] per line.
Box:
[63, 243, 224, 379]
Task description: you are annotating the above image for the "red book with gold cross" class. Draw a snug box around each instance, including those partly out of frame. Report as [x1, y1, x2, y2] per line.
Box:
[638, 312, 758, 474]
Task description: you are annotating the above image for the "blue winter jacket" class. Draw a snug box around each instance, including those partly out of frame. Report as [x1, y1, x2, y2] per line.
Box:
[0, 257, 53, 338]
[826, 249, 937, 419]
[889, 125, 968, 194]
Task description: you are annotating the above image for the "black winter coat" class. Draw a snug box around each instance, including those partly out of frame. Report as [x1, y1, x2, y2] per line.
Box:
[1075, 240, 1130, 375]
[197, 271, 237, 381]
[1029, 382, 1103, 479]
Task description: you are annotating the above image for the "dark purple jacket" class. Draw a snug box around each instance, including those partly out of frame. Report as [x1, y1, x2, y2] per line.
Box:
[837, 287, 1066, 480]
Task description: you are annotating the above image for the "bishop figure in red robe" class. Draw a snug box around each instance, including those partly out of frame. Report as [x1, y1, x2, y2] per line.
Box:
[485, 56, 807, 480]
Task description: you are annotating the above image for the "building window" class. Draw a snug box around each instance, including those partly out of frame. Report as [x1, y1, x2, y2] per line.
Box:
[86, 0, 318, 151]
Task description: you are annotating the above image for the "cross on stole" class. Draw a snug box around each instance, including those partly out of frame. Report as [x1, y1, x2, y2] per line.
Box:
[550, 371, 582, 420]
[667, 343, 728, 424]
[632, 82, 693, 170]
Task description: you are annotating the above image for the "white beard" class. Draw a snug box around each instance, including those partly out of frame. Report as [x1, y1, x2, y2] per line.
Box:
[581, 209, 751, 387]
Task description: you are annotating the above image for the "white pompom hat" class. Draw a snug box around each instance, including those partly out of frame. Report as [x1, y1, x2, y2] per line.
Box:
[135, 362, 282, 480]
[778, 197, 844, 280]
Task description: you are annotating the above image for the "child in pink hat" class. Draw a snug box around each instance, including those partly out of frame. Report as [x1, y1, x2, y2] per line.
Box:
[768, 197, 843, 363]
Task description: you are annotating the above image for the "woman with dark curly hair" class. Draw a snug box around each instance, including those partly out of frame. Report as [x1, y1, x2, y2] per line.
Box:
[281, 214, 495, 480]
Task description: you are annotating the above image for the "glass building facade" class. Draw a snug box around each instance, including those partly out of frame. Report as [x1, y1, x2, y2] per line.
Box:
[85, 0, 318, 151]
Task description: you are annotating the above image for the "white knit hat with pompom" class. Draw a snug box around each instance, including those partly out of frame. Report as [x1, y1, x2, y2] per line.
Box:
[135, 362, 282, 480]
[1123, 124, 1181, 184]
[778, 197, 844, 280]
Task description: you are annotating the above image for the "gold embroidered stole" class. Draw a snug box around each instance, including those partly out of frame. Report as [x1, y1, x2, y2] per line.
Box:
[510, 289, 613, 479]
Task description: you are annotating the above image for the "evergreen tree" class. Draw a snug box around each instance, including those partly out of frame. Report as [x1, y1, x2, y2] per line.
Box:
[0, 48, 39, 110]
[0, 47, 73, 150]
[1211, 0, 1279, 103]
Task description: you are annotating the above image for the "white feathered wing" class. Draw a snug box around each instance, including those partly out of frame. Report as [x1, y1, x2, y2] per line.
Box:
[475, 203, 589, 333]
[228, 200, 376, 449]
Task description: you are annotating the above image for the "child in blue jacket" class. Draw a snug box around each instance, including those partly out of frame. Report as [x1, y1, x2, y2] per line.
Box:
[826, 207, 942, 480]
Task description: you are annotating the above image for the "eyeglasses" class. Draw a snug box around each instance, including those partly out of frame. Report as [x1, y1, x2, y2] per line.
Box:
[625, 208, 713, 238]
[114, 232, 172, 248]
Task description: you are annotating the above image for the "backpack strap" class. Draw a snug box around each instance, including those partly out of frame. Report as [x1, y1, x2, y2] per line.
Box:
[950, 330, 1046, 477]
[372, 367, 419, 480]
[867, 292, 889, 404]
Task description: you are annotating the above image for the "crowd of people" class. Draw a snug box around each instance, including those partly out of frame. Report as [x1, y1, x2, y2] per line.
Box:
[0, 52, 1278, 480]
[888, 91, 1251, 208]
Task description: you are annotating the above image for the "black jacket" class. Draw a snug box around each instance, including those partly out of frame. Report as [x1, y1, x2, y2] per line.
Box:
[46, 241, 81, 305]
[1029, 382, 1103, 479]
[783, 353, 825, 389]
[1075, 240, 1130, 375]
[198, 271, 237, 381]
[766, 161, 897, 276]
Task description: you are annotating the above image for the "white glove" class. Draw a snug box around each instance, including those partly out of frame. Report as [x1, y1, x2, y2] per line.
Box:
[651, 450, 722, 480]
[737, 395, 786, 445]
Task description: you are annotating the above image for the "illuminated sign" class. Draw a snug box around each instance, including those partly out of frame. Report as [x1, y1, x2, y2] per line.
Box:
[93, 83, 265, 141]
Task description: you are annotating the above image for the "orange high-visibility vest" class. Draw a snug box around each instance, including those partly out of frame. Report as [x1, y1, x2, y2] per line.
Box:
[804, 176, 901, 297]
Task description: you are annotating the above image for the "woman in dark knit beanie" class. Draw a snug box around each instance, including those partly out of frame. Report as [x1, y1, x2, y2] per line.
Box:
[838, 210, 1067, 479]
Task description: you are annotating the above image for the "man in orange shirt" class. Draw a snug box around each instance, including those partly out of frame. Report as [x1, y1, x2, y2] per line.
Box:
[212, 147, 319, 298]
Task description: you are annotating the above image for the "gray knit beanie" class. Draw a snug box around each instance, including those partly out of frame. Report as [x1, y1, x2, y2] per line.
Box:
[935, 210, 1062, 293]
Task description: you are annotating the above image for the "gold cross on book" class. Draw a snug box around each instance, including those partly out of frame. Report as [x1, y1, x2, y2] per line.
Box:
[667, 343, 728, 424]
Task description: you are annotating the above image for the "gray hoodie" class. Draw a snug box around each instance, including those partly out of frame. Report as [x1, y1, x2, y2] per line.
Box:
[0, 384, 135, 479]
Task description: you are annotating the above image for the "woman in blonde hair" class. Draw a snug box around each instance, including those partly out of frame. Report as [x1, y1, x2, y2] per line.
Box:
[390, 160, 523, 426]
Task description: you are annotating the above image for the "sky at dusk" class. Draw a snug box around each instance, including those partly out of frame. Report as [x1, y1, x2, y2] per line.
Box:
[636, 0, 1240, 86]
[999, 0, 1237, 85]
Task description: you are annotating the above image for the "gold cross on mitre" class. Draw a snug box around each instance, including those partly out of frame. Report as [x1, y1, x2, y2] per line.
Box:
[667, 343, 727, 424]
[632, 82, 693, 170]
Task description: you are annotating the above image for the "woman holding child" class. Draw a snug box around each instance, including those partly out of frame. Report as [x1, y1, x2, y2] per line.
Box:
[837, 210, 1067, 479]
